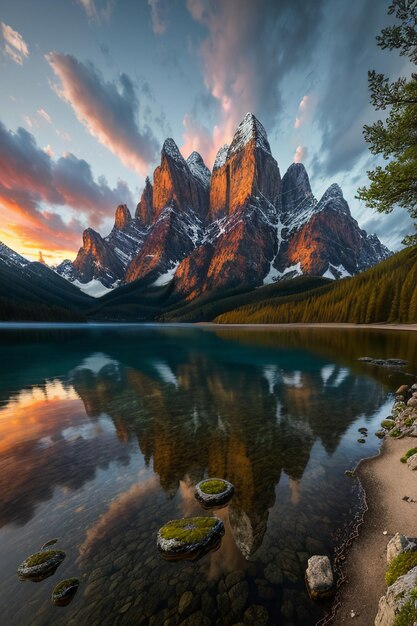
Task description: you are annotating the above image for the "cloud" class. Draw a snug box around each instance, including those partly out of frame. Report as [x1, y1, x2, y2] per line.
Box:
[185, 0, 327, 167]
[293, 146, 306, 163]
[46, 53, 159, 176]
[294, 95, 310, 129]
[37, 108, 52, 124]
[148, 0, 168, 35]
[313, 0, 408, 178]
[76, 0, 114, 22]
[1, 22, 29, 65]
[0, 121, 133, 256]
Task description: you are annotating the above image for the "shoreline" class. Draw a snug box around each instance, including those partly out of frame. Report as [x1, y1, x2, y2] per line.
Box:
[0, 321, 417, 332]
[333, 435, 417, 625]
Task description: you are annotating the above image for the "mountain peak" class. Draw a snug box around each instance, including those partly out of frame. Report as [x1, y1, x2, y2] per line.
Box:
[114, 204, 132, 230]
[213, 144, 229, 171]
[317, 183, 350, 216]
[228, 112, 271, 157]
[186, 151, 211, 188]
[161, 138, 186, 165]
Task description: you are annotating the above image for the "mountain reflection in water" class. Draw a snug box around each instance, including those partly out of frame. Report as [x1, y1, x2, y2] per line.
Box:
[0, 326, 414, 626]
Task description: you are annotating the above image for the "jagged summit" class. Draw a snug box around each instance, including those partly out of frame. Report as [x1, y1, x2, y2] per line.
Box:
[213, 144, 229, 171]
[317, 183, 350, 216]
[161, 138, 186, 165]
[186, 151, 211, 188]
[114, 204, 132, 230]
[228, 112, 271, 157]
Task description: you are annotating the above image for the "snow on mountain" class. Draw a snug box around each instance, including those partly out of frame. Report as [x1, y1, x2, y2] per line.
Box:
[213, 144, 229, 171]
[0, 242, 30, 269]
[227, 112, 271, 157]
[186, 152, 211, 188]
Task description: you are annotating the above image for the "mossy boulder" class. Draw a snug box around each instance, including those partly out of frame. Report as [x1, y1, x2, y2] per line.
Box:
[195, 478, 234, 509]
[52, 578, 79, 606]
[381, 419, 396, 430]
[400, 447, 417, 463]
[157, 516, 224, 561]
[17, 550, 66, 582]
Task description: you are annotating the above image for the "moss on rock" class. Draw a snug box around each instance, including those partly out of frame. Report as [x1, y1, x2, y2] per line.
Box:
[199, 479, 228, 495]
[386, 552, 417, 586]
[17, 549, 66, 581]
[52, 578, 80, 606]
[195, 478, 234, 509]
[400, 447, 417, 463]
[381, 419, 396, 429]
[157, 516, 225, 561]
[393, 588, 417, 626]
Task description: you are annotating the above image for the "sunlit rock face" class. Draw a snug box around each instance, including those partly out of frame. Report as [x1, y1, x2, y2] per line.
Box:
[152, 139, 210, 223]
[57, 112, 390, 296]
[276, 183, 390, 278]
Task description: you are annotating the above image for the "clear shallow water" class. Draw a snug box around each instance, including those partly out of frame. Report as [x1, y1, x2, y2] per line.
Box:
[0, 325, 415, 626]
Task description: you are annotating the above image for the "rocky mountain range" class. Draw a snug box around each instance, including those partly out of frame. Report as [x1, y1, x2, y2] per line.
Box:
[56, 113, 390, 300]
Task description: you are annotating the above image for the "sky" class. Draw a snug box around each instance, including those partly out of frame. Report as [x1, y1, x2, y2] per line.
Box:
[0, 0, 413, 264]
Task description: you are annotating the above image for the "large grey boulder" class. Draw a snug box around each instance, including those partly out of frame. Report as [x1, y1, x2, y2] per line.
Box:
[305, 555, 334, 599]
[375, 565, 417, 625]
[386, 533, 417, 564]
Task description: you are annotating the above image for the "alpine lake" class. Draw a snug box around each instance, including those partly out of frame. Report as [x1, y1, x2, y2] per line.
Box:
[0, 324, 415, 626]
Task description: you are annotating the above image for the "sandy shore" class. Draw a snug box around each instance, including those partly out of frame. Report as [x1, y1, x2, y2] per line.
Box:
[333, 436, 417, 625]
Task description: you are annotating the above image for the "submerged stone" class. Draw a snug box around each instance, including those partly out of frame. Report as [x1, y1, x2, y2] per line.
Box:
[357, 438, 366, 444]
[52, 578, 80, 606]
[375, 430, 386, 439]
[195, 478, 234, 509]
[305, 555, 334, 599]
[157, 517, 224, 561]
[17, 550, 66, 582]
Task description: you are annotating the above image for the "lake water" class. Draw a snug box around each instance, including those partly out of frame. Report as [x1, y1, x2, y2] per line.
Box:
[0, 325, 415, 626]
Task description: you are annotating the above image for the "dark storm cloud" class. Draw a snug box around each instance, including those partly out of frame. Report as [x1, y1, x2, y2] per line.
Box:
[0, 121, 133, 250]
[46, 53, 160, 175]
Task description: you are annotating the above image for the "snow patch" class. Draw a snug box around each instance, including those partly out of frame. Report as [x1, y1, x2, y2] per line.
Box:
[72, 279, 113, 297]
[323, 264, 352, 280]
[153, 263, 179, 286]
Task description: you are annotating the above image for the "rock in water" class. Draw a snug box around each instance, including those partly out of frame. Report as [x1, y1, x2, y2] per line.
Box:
[194, 478, 234, 509]
[52, 578, 80, 606]
[375, 565, 417, 625]
[157, 517, 224, 561]
[387, 533, 417, 564]
[305, 555, 334, 599]
[17, 550, 66, 582]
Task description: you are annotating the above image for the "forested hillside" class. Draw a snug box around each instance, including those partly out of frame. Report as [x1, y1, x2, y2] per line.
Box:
[215, 246, 417, 324]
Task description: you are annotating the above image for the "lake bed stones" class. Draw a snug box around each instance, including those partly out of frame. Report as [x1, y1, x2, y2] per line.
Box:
[305, 555, 334, 599]
[52, 578, 80, 606]
[17, 550, 66, 582]
[157, 517, 225, 561]
[195, 478, 234, 509]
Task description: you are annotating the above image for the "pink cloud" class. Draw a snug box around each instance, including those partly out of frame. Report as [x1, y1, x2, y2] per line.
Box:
[37, 108, 52, 124]
[1, 22, 29, 65]
[148, 0, 168, 34]
[293, 145, 306, 163]
[0, 121, 134, 259]
[46, 53, 159, 175]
